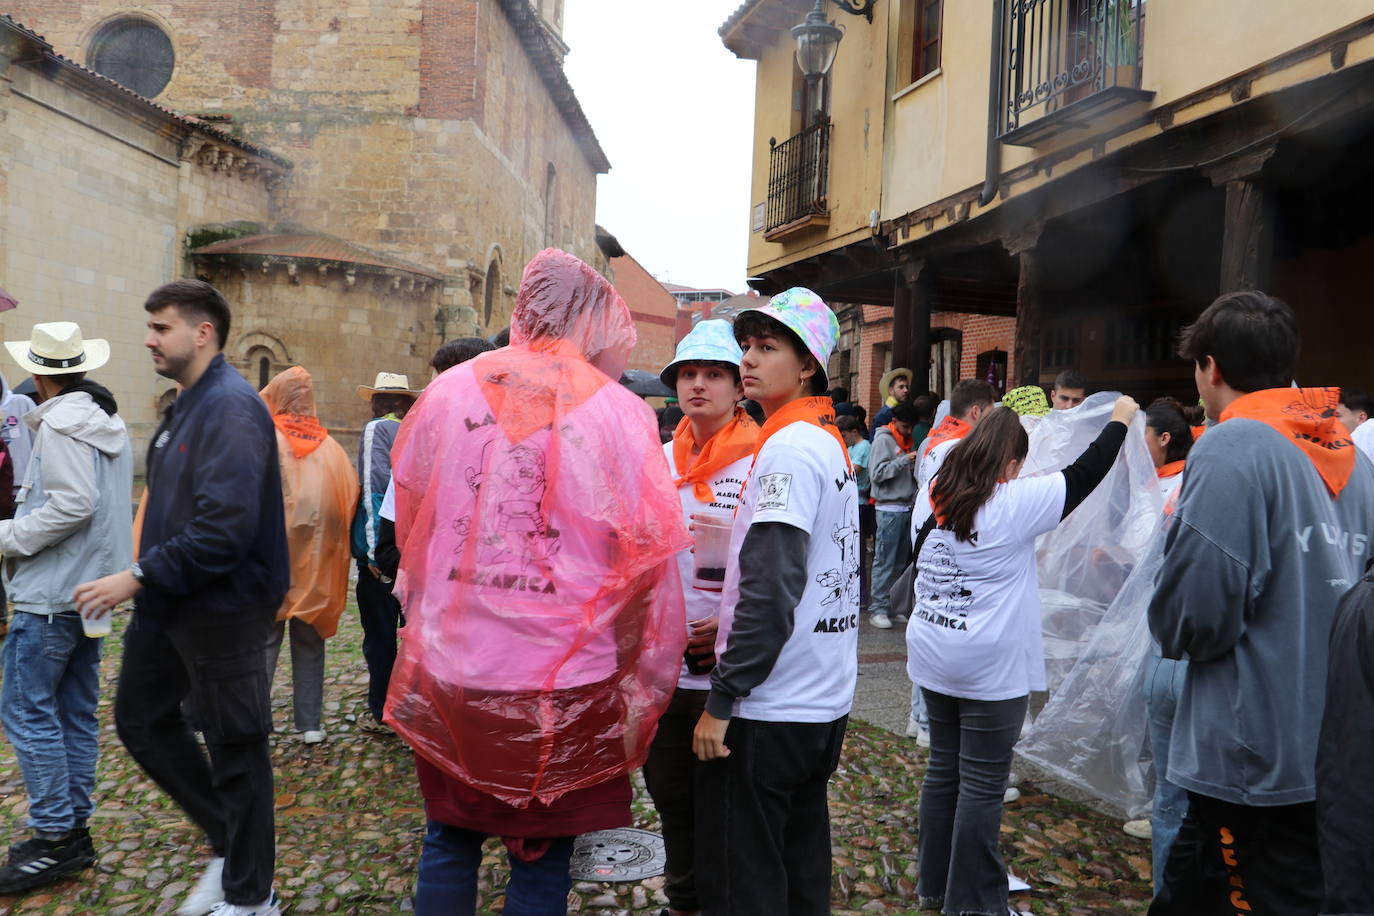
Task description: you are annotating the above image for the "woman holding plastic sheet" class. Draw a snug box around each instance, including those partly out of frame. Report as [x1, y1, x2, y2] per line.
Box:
[906, 397, 1137, 915]
[386, 249, 690, 915]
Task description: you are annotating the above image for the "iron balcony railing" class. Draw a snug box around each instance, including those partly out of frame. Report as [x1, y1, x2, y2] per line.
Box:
[997, 0, 1144, 138]
[766, 118, 831, 234]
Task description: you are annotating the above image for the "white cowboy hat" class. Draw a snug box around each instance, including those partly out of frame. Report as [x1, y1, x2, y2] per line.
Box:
[4, 321, 111, 376]
[356, 371, 423, 401]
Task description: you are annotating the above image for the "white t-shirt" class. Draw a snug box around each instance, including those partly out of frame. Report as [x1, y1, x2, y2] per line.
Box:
[380, 479, 396, 521]
[1158, 469, 1184, 508]
[715, 421, 860, 722]
[905, 474, 1067, 701]
[917, 436, 960, 494]
[663, 441, 752, 690]
[1353, 420, 1374, 464]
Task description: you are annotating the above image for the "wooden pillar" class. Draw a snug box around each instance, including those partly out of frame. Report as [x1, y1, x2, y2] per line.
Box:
[892, 259, 931, 386]
[1013, 247, 1042, 387]
[1207, 148, 1277, 293]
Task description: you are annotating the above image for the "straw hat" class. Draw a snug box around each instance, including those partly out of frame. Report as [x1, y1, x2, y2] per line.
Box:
[879, 367, 913, 396]
[356, 371, 423, 401]
[4, 321, 110, 376]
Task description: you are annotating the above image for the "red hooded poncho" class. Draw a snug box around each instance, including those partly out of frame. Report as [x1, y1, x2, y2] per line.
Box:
[387, 249, 690, 809]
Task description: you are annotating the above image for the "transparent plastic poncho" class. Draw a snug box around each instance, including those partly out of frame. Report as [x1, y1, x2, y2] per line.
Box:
[385, 249, 691, 807]
[1015, 392, 1163, 816]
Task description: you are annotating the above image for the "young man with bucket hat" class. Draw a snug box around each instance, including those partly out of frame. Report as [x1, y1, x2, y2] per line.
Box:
[648, 319, 758, 916]
[0, 322, 131, 893]
[351, 371, 422, 733]
[693, 288, 860, 916]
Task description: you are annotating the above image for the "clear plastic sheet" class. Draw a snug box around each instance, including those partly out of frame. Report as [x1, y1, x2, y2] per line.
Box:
[1023, 392, 1162, 694]
[1017, 524, 1165, 817]
[1016, 392, 1164, 816]
[385, 249, 691, 807]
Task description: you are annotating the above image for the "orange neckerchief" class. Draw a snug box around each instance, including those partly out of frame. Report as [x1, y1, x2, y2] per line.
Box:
[750, 396, 852, 476]
[672, 409, 760, 503]
[1157, 460, 1186, 480]
[477, 341, 608, 442]
[922, 416, 970, 458]
[885, 422, 913, 454]
[274, 414, 327, 458]
[1191, 425, 1207, 442]
[1220, 387, 1355, 497]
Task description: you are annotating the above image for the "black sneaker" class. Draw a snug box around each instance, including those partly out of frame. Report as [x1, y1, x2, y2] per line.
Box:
[0, 832, 93, 893]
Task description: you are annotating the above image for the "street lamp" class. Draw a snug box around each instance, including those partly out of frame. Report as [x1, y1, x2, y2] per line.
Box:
[792, 0, 876, 125]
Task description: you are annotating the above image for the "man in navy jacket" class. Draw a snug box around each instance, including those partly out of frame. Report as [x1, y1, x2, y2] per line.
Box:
[76, 279, 289, 916]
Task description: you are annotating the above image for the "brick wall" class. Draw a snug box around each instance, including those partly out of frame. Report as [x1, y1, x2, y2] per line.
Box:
[609, 253, 678, 375]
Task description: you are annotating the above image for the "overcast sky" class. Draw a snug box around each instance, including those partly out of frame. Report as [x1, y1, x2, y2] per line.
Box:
[563, 1, 758, 293]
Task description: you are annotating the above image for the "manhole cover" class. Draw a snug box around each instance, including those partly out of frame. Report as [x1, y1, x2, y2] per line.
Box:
[569, 827, 665, 882]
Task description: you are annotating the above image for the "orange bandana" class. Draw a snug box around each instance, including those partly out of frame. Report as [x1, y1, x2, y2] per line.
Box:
[1157, 460, 1186, 480]
[1220, 388, 1356, 497]
[752, 396, 852, 474]
[672, 408, 760, 503]
[922, 416, 971, 458]
[274, 414, 327, 458]
[885, 422, 913, 454]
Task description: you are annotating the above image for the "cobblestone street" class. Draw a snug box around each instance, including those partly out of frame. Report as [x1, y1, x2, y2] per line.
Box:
[0, 608, 1152, 915]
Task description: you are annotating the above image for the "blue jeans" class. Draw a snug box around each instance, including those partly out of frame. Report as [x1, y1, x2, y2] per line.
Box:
[871, 507, 913, 618]
[1144, 653, 1189, 895]
[414, 822, 573, 916]
[0, 611, 101, 834]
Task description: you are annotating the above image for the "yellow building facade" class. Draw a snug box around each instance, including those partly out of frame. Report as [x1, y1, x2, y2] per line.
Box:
[724, 0, 1374, 398]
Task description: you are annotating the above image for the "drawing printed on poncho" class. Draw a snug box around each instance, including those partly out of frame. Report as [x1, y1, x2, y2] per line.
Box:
[454, 442, 561, 574]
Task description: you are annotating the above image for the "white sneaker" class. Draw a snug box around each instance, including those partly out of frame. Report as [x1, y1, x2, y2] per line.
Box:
[1123, 818, 1152, 839]
[1003, 787, 1021, 803]
[178, 857, 225, 916]
[869, 613, 892, 629]
[892, 612, 909, 624]
[209, 892, 281, 916]
[904, 715, 931, 747]
[301, 730, 326, 745]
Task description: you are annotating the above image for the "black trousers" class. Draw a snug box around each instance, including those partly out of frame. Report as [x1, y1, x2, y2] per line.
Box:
[696, 716, 847, 916]
[642, 687, 709, 911]
[356, 563, 404, 719]
[114, 611, 276, 905]
[1149, 791, 1322, 916]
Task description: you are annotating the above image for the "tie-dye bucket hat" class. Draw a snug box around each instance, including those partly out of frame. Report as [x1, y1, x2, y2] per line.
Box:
[1003, 384, 1051, 417]
[660, 319, 744, 388]
[735, 287, 839, 388]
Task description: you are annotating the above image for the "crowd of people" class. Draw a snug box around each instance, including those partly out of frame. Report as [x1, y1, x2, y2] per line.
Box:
[0, 249, 1370, 916]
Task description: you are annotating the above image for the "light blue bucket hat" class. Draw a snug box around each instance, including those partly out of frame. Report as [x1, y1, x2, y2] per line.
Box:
[660, 319, 744, 388]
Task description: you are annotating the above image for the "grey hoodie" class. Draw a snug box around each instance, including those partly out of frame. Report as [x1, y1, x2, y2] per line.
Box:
[869, 425, 918, 508]
[1149, 417, 1374, 806]
[0, 390, 134, 614]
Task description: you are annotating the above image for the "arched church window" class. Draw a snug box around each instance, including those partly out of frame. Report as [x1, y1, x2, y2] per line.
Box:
[89, 18, 175, 99]
[484, 260, 501, 326]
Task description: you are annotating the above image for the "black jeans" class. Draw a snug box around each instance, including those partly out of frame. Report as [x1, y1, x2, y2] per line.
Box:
[356, 562, 404, 719]
[696, 716, 847, 916]
[642, 687, 709, 912]
[918, 688, 1027, 916]
[114, 611, 276, 905]
[1149, 792, 1322, 916]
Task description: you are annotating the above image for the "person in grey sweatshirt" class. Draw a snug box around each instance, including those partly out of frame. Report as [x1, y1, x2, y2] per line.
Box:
[867, 400, 920, 629]
[1147, 291, 1374, 916]
[0, 322, 133, 894]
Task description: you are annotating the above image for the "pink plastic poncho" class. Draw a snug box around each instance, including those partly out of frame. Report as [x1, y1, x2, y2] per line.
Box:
[386, 249, 690, 807]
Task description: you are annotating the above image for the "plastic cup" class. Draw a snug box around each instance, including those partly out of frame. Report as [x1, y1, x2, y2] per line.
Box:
[80, 609, 113, 638]
[691, 515, 733, 592]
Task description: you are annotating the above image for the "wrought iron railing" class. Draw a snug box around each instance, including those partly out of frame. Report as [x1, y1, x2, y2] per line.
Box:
[766, 118, 831, 234]
[997, 0, 1144, 138]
